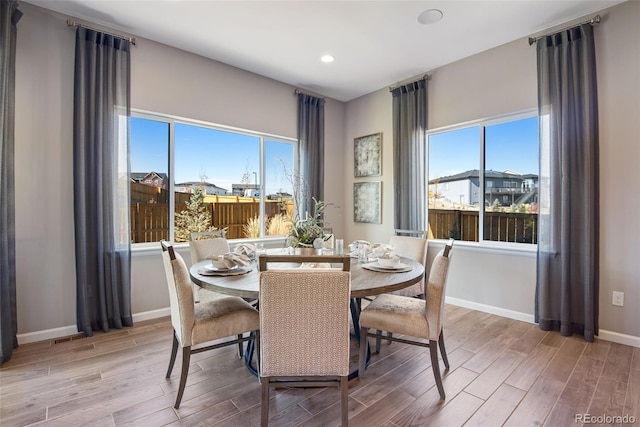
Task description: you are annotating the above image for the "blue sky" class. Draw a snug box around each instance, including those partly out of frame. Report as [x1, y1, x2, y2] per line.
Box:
[130, 117, 294, 195]
[428, 116, 539, 180]
[131, 115, 539, 193]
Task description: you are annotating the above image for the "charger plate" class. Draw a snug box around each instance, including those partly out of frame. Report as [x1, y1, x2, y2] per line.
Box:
[197, 266, 252, 276]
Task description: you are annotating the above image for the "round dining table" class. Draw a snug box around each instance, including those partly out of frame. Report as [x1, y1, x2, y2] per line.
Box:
[189, 254, 425, 299]
[189, 251, 425, 378]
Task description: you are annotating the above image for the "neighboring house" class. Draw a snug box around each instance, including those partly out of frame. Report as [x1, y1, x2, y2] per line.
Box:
[232, 184, 259, 197]
[429, 169, 538, 208]
[175, 181, 228, 196]
[131, 171, 168, 189]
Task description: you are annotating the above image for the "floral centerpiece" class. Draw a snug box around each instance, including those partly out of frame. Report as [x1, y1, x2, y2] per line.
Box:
[286, 198, 326, 249]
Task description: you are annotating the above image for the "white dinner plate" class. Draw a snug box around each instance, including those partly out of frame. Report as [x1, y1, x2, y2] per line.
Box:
[373, 262, 409, 270]
[362, 262, 412, 273]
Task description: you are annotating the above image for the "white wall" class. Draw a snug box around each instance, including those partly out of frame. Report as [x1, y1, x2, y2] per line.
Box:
[344, 1, 640, 342]
[14, 3, 346, 338]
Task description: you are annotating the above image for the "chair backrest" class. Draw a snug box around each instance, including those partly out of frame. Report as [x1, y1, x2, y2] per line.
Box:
[189, 231, 230, 264]
[259, 256, 351, 377]
[394, 229, 427, 238]
[425, 239, 454, 340]
[388, 235, 427, 265]
[190, 230, 226, 240]
[161, 240, 195, 347]
[389, 234, 428, 295]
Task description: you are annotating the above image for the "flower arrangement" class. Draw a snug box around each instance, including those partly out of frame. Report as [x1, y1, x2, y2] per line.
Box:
[286, 198, 326, 248]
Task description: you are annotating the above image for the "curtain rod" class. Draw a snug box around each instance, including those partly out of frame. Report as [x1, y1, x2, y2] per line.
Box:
[388, 74, 430, 92]
[67, 19, 137, 46]
[294, 89, 325, 101]
[528, 15, 600, 46]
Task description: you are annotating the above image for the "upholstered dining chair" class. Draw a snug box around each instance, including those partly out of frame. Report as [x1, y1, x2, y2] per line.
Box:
[258, 254, 351, 426]
[189, 230, 229, 303]
[358, 239, 454, 400]
[374, 232, 429, 350]
[160, 240, 259, 409]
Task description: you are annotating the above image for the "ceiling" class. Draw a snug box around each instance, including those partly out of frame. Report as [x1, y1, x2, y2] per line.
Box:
[24, 0, 625, 102]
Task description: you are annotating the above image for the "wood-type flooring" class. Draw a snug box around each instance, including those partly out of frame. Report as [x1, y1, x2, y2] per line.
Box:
[1, 305, 638, 426]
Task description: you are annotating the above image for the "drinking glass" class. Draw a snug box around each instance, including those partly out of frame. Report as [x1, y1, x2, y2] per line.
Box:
[335, 239, 344, 255]
[358, 244, 368, 263]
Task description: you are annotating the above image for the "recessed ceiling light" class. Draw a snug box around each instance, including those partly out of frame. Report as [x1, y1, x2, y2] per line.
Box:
[321, 54, 335, 63]
[417, 9, 443, 25]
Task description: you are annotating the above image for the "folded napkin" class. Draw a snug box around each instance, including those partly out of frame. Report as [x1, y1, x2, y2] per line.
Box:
[207, 252, 252, 269]
[348, 241, 395, 258]
[370, 243, 395, 258]
[233, 243, 257, 259]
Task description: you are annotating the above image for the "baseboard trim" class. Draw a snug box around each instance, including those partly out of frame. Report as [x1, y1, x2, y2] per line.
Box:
[17, 325, 80, 345]
[445, 296, 640, 348]
[17, 303, 640, 349]
[132, 307, 171, 323]
[596, 329, 640, 348]
[16, 307, 172, 345]
[445, 296, 536, 324]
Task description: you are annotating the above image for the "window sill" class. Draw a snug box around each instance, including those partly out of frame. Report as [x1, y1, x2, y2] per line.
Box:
[131, 236, 289, 256]
[427, 239, 537, 256]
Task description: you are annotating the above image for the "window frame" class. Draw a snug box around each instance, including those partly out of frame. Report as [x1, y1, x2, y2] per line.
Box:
[130, 109, 298, 247]
[426, 109, 539, 251]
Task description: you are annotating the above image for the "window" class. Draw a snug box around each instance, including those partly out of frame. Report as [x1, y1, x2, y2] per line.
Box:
[130, 112, 296, 244]
[428, 113, 539, 244]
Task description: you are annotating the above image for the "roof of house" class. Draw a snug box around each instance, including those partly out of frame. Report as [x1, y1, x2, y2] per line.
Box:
[131, 172, 168, 182]
[429, 169, 538, 184]
[175, 181, 227, 191]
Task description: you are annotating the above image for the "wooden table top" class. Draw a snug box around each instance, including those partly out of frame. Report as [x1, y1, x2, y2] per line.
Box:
[190, 253, 424, 299]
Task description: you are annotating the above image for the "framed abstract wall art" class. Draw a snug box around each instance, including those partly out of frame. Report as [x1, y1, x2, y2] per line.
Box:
[354, 132, 382, 177]
[354, 181, 381, 223]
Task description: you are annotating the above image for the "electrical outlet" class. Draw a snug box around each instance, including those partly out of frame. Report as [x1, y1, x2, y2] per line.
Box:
[612, 291, 624, 307]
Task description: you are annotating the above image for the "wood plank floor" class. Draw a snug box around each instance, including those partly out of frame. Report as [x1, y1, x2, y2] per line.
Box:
[1, 305, 638, 427]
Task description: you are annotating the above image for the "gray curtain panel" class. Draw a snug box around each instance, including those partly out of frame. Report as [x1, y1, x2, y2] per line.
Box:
[535, 24, 599, 342]
[0, 0, 21, 365]
[74, 27, 133, 336]
[392, 79, 427, 231]
[297, 93, 325, 217]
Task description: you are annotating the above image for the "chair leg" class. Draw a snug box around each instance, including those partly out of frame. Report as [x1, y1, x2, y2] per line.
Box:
[358, 326, 368, 379]
[386, 331, 393, 344]
[166, 331, 179, 378]
[340, 376, 349, 426]
[375, 330, 382, 353]
[429, 340, 445, 400]
[237, 334, 244, 358]
[174, 346, 191, 409]
[261, 377, 270, 426]
[438, 331, 450, 370]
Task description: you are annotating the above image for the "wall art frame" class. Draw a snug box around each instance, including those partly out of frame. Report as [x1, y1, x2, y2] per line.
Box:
[354, 181, 381, 223]
[354, 132, 382, 177]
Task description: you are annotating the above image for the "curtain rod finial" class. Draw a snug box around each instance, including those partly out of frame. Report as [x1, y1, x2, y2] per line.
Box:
[528, 37, 536, 46]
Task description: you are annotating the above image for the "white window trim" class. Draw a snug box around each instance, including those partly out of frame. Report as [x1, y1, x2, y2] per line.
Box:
[130, 109, 297, 245]
[426, 109, 539, 250]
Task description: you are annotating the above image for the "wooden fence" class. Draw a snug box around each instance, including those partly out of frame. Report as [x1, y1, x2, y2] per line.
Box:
[131, 200, 286, 243]
[428, 209, 537, 244]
